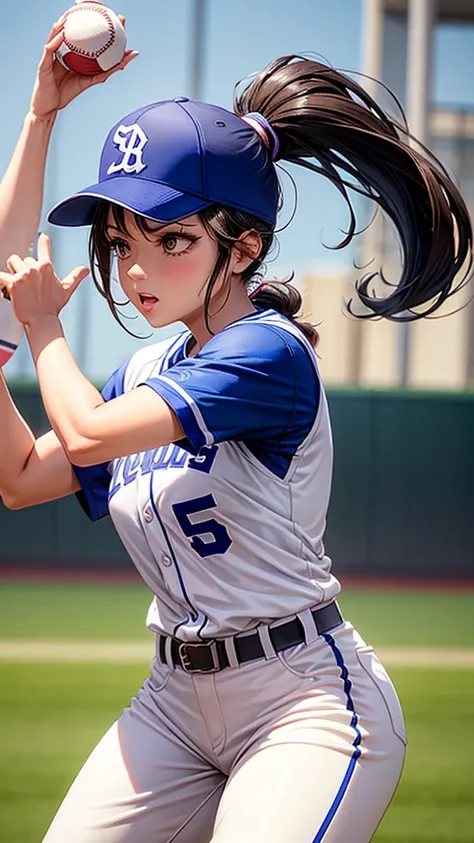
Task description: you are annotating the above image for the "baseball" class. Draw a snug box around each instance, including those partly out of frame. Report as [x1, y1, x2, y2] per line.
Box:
[55, 2, 127, 76]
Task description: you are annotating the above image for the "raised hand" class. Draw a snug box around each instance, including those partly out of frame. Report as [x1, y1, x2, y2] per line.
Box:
[29, 14, 139, 121]
[0, 234, 89, 326]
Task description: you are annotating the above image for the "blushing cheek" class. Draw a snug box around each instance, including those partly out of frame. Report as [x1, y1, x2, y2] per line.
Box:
[173, 254, 205, 280]
[167, 252, 216, 295]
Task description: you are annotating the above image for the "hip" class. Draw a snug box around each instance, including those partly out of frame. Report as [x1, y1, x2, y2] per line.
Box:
[136, 617, 407, 761]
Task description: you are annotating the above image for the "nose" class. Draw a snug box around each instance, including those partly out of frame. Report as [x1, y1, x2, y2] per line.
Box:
[127, 263, 147, 282]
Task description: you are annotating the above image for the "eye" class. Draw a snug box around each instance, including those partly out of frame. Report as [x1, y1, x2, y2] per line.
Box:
[109, 238, 131, 260]
[160, 232, 199, 256]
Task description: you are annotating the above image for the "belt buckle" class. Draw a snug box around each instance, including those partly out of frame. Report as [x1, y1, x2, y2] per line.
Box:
[178, 641, 220, 674]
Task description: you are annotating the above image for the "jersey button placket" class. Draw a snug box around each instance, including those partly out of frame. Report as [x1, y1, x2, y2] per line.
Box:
[161, 554, 173, 568]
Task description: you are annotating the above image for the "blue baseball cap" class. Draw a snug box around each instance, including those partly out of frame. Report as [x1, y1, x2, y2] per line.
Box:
[48, 98, 280, 228]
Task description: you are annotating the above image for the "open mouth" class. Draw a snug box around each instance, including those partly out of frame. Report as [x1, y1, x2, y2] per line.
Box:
[138, 293, 159, 310]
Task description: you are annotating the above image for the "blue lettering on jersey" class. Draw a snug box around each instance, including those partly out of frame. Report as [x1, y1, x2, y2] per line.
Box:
[123, 453, 141, 486]
[151, 445, 174, 471]
[188, 445, 218, 474]
[109, 444, 218, 499]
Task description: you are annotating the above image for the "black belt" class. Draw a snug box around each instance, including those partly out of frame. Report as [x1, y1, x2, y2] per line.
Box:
[159, 602, 343, 674]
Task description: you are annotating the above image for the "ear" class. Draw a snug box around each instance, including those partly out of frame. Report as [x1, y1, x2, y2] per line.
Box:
[230, 230, 263, 274]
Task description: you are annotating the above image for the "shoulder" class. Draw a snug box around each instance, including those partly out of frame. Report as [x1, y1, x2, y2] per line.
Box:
[123, 332, 188, 390]
[201, 310, 312, 357]
[102, 331, 188, 400]
[199, 310, 317, 374]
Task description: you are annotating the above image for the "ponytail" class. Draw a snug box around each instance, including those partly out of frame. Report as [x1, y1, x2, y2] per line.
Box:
[234, 55, 472, 320]
[250, 279, 318, 347]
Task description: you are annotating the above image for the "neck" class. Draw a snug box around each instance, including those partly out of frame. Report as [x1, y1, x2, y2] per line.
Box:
[184, 283, 259, 355]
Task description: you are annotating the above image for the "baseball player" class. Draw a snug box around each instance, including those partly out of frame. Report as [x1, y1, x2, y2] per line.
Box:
[0, 18, 471, 843]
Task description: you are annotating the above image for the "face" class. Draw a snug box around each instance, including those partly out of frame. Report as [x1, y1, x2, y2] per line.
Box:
[105, 209, 220, 329]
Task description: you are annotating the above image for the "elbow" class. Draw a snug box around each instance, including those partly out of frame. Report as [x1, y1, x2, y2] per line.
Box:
[1, 490, 27, 510]
[66, 436, 104, 468]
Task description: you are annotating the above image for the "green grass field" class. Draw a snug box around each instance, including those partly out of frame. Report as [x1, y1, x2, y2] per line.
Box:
[0, 582, 473, 843]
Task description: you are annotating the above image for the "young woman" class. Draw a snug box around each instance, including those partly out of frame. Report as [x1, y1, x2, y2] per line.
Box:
[0, 16, 471, 843]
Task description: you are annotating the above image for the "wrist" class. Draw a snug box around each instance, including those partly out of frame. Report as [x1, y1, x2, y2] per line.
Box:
[25, 110, 57, 131]
[25, 313, 63, 365]
[25, 313, 61, 332]
[25, 314, 62, 345]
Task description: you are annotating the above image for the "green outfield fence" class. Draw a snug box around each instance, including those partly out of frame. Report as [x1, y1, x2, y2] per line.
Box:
[1, 384, 473, 578]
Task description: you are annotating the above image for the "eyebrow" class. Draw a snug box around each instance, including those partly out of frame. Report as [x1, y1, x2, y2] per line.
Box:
[105, 224, 134, 238]
[105, 220, 199, 237]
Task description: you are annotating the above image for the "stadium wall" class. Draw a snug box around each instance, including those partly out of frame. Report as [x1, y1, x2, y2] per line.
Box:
[1, 385, 473, 578]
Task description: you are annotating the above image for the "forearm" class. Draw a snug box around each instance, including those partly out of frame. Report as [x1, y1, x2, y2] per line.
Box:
[0, 111, 56, 269]
[26, 314, 183, 466]
[0, 371, 37, 502]
[26, 315, 104, 456]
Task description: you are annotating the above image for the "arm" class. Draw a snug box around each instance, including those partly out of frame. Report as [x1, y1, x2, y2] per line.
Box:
[25, 314, 184, 466]
[0, 370, 79, 510]
[0, 113, 55, 270]
[0, 15, 139, 507]
[0, 240, 316, 469]
[0, 16, 137, 269]
[0, 235, 183, 464]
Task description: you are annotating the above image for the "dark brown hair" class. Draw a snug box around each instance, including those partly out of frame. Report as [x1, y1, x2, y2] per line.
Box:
[235, 54, 472, 320]
[89, 54, 472, 342]
[89, 201, 317, 343]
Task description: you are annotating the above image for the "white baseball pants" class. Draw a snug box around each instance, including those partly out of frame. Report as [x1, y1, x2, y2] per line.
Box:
[42, 621, 406, 843]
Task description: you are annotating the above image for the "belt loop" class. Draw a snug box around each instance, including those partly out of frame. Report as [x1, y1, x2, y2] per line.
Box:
[297, 608, 319, 644]
[164, 635, 175, 669]
[257, 623, 278, 660]
[224, 635, 240, 669]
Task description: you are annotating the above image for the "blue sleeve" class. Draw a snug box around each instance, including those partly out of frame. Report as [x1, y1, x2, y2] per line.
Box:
[141, 323, 320, 458]
[73, 359, 128, 522]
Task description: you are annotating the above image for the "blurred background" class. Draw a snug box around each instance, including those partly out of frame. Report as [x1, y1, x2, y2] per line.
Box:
[3, 0, 474, 389]
[0, 2, 473, 842]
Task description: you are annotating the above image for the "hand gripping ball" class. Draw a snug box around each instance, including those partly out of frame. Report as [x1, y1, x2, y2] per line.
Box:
[55, 2, 127, 76]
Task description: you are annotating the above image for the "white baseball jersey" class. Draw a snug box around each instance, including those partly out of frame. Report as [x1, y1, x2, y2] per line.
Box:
[74, 308, 341, 640]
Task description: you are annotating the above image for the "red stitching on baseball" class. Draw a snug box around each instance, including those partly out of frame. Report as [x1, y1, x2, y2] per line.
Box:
[63, 3, 115, 58]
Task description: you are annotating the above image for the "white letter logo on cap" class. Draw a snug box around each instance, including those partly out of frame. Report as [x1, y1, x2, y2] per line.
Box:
[107, 124, 149, 176]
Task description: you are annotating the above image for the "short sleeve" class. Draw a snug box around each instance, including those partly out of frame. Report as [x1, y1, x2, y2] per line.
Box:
[73, 359, 128, 521]
[141, 321, 320, 457]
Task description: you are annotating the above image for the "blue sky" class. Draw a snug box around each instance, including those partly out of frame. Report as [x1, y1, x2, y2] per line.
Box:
[2, 1, 474, 380]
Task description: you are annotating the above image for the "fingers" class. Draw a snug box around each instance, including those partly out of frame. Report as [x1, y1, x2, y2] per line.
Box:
[0, 271, 16, 294]
[38, 35, 64, 80]
[44, 15, 66, 46]
[39, 18, 65, 72]
[2, 257, 37, 289]
[5, 236, 52, 276]
[37, 232, 53, 265]
[63, 265, 90, 293]
[6, 255, 25, 275]
[122, 50, 140, 66]
[45, 30, 65, 55]
[114, 50, 140, 74]
[87, 50, 139, 87]
[6, 236, 52, 274]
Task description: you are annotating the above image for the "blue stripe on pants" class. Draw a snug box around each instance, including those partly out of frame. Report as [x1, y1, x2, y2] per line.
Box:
[312, 632, 362, 842]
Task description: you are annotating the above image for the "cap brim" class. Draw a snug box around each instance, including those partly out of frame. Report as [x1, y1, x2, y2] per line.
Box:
[47, 177, 212, 227]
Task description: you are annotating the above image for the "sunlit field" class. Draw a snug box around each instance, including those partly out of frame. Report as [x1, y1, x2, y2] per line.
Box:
[0, 582, 473, 843]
